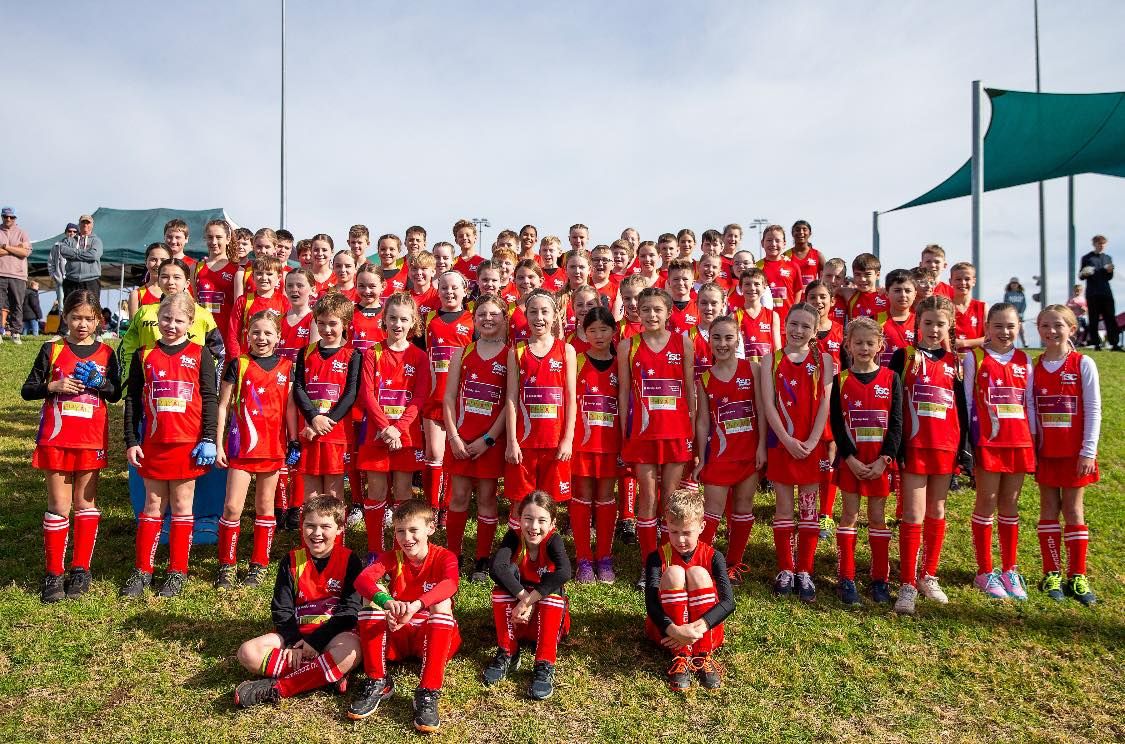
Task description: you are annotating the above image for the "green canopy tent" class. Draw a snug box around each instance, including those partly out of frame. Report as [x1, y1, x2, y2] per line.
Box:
[874, 84, 1125, 300]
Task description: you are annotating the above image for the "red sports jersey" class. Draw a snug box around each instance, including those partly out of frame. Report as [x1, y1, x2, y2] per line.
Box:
[847, 289, 890, 322]
[291, 546, 353, 636]
[426, 310, 475, 420]
[228, 291, 288, 360]
[971, 348, 1032, 448]
[311, 273, 337, 300]
[737, 306, 780, 363]
[500, 282, 520, 305]
[830, 296, 848, 326]
[934, 281, 954, 299]
[509, 304, 531, 344]
[816, 322, 844, 375]
[278, 311, 313, 361]
[838, 367, 896, 463]
[302, 345, 355, 444]
[381, 262, 410, 298]
[566, 330, 591, 356]
[784, 247, 822, 288]
[515, 339, 568, 448]
[195, 261, 236, 337]
[668, 299, 700, 335]
[1033, 351, 1085, 458]
[541, 267, 567, 293]
[771, 348, 824, 441]
[700, 359, 759, 464]
[880, 314, 916, 367]
[688, 327, 712, 379]
[453, 341, 509, 441]
[411, 287, 440, 316]
[617, 319, 643, 340]
[141, 343, 204, 445]
[364, 342, 430, 447]
[626, 333, 692, 440]
[756, 257, 803, 316]
[658, 540, 715, 572]
[228, 355, 292, 461]
[954, 299, 986, 342]
[513, 530, 560, 586]
[901, 347, 961, 452]
[381, 544, 458, 603]
[349, 305, 386, 353]
[560, 297, 579, 336]
[334, 285, 359, 303]
[35, 341, 113, 450]
[137, 286, 162, 307]
[575, 354, 621, 455]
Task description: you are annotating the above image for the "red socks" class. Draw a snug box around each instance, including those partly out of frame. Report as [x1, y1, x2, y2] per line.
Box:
[275, 465, 289, 511]
[997, 514, 1019, 572]
[358, 608, 388, 679]
[618, 475, 636, 521]
[796, 515, 819, 574]
[869, 525, 892, 582]
[217, 518, 240, 567]
[362, 499, 387, 554]
[476, 514, 499, 560]
[261, 646, 296, 678]
[426, 463, 444, 510]
[289, 466, 305, 509]
[1064, 524, 1089, 576]
[251, 515, 276, 566]
[168, 515, 193, 574]
[1038, 519, 1062, 574]
[836, 526, 857, 580]
[637, 517, 658, 562]
[276, 652, 343, 698]
[686, 587, 720, 654]
[570, 498, 593, 562]
[898, 521, 922, 586]
[659, 587, 689, 627]
[43, 513, 69, 576]
[534, 595, 567, 664]
[491, 592, 518, 655]
[701, 512, 722, 545]
[71, 508, 100, 571]
[921, 516, 946, 578]
[818, 471, 837, 518]
[445, 508, 469, 557]
[971, 513, 993, 574]
[419, 613, 457, 690]
[594, 501, 616, 561]
[135, 514, 162, 573]
[725, 513, 754, 567]
[772, 520, 795, 572]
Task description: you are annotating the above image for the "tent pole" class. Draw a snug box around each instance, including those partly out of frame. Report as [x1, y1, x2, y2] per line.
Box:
[1067, 175, 1076, 294]
[1035, 0, 1047, 307]
[117, 263, 125, 334]
[970, 80, 983, 301]
[872, 211, 880, 258]
[280, 0, 287, 228]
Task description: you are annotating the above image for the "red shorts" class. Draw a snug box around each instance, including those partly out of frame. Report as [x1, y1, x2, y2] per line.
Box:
[505, 447, 572, 502]
[976, 446, 1035, 474]
[765, 442, 824, 486]
[357, 443, 426, 473]
[835, 463, 891, 498]
[495, 592, 572, 643]
[137, 440, 209, 481]
[387, 612, 462, 662]
[445, 443, 505, 480]
[301, 440, 350, 476]
[33, 445, 107, 472]
[1034, 456, 1100, 489]
[228, 455, 284, 474]
[622, 437, 692, 465]
[700, 459, 759, 488]
[903, 447, 956, 476]
[422, 397, 444, 423]
[572, 451, 623, 479]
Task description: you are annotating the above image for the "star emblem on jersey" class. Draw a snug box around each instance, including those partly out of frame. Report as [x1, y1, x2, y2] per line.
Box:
[648, 369, 655, 375]
[158, 370, 166, 377]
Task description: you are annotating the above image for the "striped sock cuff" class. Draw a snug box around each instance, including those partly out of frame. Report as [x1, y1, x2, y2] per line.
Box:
[868, 528, 893, 539]
[219, 518, 241, 528]
[730, 513, 755, 523]
[971, 513, 994, 527]
[772, 520, 795, 530]
[997, 515, 1020, 526]
[427, 612, 457, 628]
[637, 518, 659, 528]
[837, 527, 858, 536]
[478, 515, 499, 525]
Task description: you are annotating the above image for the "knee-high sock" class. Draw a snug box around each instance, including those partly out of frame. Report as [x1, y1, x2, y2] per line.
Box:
[491, 591, 518, 654]
[217, 518, 241, 567]
[725, 513, 754, 567]
[362, 498, 387, 555]
[570, 498, 593, 562]
[921, 516, 946, 578]
[1037, 519, 1062, 574]
[348, 465, 365, 505]
[289, 467, 306, 508]
[168, 515, 194, 574]
[686, 586, 719, 655]
[637, 517, 659, 563]
[898, 521, 922, 587]
[796, 515, 820, 574]
[445, 507, 469, 558]
[475, 514, 499, 560]
[819, 470, 837, 518]
[276, 652, 343, 698]
[275, 466, 289, 511]
[618, 475, 637, 521]
[507, 505, 521, 532]
[772, 519, 795, 573]
[1064, 524, 1089, 576]
[534, 594, 567, 663]
[426, 462, 444, 509]
[701, 512, 722, 545]
[419, 612, 457, 690]
[869, 525, 892, 582]
[251, 514, 276, 566]
[659, 587, 689, 642]
[358, 608, 388, 679]
[997, 514, 1020, 572]
[71, 508, 101, 571]
[594, 501, 617, 561]
[261, 647, 296, 678]
[43, 512, 69, 576]
[971, 513, 994, 574]
[135, 514, 162, 573]
[836, 526, 857, 580]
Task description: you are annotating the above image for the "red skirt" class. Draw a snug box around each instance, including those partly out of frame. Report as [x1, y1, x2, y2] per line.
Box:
[33, 445, 107, 472]
[357, 443, 425, 473]
[137, 440, 209, 481]
[977, 446, 1035, 474]
[765, 442, 824, 486]
[504, 447, 572, 502]
[622, 437, 692, 465]
[228, 455, 283, 474]
[301, 440, 349, 476]
[445, 444, 505, 480]
[835, 462, 891, 498]
[902, 446, 956, 476]
[700, 459, 759, 488]
[1035, 455, 1100, 488]
[572, 451, 623, 479]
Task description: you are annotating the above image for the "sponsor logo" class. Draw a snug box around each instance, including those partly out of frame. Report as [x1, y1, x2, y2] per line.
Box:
[549, 359, 563, 372]
[180, 356, 198, 370]
[491, 362, 506, 376]
[1061, 372, 1079, 383]
[404, 364, 416, 377]
[331, 360, 348, 373]
[736, 377, 752, 390]
[874, 384, 890, 398]
[666, 352, 682, 363]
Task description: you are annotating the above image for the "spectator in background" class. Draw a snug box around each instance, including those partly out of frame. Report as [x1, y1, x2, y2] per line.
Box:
[1080, 234, 1121, 351]
[1067, 283, 1089, 346]
[60, 214, 103, 299]
[0, 206, 32, 344]
[21, 280, 43, 336]
[1002, 276, 1028, 347]
[48, 222, 77, 312]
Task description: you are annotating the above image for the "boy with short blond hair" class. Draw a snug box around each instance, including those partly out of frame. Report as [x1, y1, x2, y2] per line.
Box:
[539, 236, 567, 292]
[227, 255, 287, 359]
[404, 226, 427, 258]
[348, 225, 371, 266]
[493, 229, 519, 254]
[921, 244, 953, 298]
[845, 252, 890, 321]
[657, 233, 679, 268]
[665, 258, 698, 334]
[949, 261, 986, 350]
[164, 218, 194, 268]
[408, 251, 440, 315]
[452, 219, 483, 282]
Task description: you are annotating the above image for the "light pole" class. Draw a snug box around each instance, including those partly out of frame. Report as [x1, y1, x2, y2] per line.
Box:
[472, 218, 491, 249]
[750, 218, 769, 242]
[279, 0, 286, 228]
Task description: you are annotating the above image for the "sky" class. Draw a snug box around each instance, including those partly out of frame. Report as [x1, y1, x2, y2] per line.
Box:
[7, 1, 1125, 312]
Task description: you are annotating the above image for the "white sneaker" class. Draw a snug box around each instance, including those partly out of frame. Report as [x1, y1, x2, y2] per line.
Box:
[11, 334, 21, 345]
[918, 574, 949, 604]
[894, 584, 918, 615]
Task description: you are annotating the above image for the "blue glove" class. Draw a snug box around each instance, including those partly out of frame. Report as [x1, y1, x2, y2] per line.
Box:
[191, 440, 217, 466]
[72, 361, 92, 384]
[285, 441, 302, 467]
[84, 366, 105, 390]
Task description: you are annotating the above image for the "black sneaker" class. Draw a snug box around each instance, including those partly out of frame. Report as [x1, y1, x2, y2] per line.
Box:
[284, 507, 301, 532]
[795, 572, 817, 604]
[870, 580, 893, 605]
[482, 648, 519, 686]
[243, 563, 269, 588]
[694, 654, 724, 690]
[1065, 574, 1097, 606]
[157, 571, 186, 598]
[347, 676, 395, 720]
[64, 568, 92, 599]
[121, 569, 152, 598]
[412, 687, 441, 734]
[773, 570, 795, 596]
[836, 578, 861, 607]
[41, 573, 65, 604]
[617, 519, 638, 545]
[528, 660, 555, 700]
[470, 558, 490, 583]
[667, 656, 692, 692]
[234, 679, 280, 708]
[214, 564, 239, 591]
[635, 572, 647, 590]
[274, 508, 285, 528]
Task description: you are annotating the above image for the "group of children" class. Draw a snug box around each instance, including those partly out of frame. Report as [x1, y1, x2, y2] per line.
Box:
[21, 218, 1103, 731]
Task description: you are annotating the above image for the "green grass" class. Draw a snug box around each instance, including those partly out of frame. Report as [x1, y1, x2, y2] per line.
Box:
[0, 339, 1122, 743]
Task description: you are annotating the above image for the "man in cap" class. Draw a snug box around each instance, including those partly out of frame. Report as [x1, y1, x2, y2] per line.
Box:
[60, 213, 103, 300]
[0, 207, 32, 343]
[48, 223, 78, 314]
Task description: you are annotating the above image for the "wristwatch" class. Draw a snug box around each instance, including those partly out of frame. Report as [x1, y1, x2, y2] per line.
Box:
[483, 434, 496, 448]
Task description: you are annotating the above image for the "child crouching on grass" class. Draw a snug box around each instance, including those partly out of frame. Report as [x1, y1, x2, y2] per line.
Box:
[234, 495, 363, 708]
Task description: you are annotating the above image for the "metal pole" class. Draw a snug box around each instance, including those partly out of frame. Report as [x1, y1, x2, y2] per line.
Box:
[280, 0, 287, 228]
[872, 211, 880, 258]
[1067, 175, 1076, 293]
[117, 263, 125, 334]
[1035, 0, 1047, 307]
[971, 80, 983, 300]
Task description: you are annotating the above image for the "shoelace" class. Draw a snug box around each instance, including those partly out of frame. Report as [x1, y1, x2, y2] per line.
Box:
[691, 655, 726, 675]
[668, 656, 693, 677]
[985, 572, 1004, 590]
[727, 563, 752, 581]
[1071, 575, 1091, 595]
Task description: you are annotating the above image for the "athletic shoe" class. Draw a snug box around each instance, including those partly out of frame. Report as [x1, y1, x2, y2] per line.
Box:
[818, 514, 835, 540]
[870, 580, 893, 605]
[999, 569, 1028, 601]
[274, 508, 285, 528]
[1065, 574, 1097, 606]
[973, 570, 1008, 599]
[773, 570, 795, 596]
[234, 679, 280, 708]
[412, 688, 441, 733]
[836, 578, 861, 607]
[284, 507, 301, 531]
[64, 567, 92, 599]
[694, 654, 724, 690]
[1038, 571, 1064, 602]
[470, 558, 490, 583]
[595, 557, 616, 584]
[346, 676, 395, 719]
[157, 571, 186, 598]
[575, 559, 596, 584]
[10, 334, 21, 345]
[528, 661, 555, 701]
[346, 505, 363, 528]
[482, 648, 520, 686]
[214, 565, 239, 591]
[121, 569, 152, 598]
[617, 519, 638, 545]
[41, 573, 65, 604]
[894, 584, 918, 615]
[636, 572, 647, 590]
[726, 562, 752, 586]
[918, 574, 949, 604]
[243, 563, 269, 588]
[795, 572, 816, 604]
[667, 656, 693, 692]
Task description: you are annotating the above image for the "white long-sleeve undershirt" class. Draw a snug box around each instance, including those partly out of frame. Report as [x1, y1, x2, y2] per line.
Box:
[1025, 353, 1101, 459]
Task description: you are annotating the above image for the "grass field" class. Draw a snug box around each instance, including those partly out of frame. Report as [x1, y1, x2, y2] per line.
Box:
[0, 339, 1121, 744]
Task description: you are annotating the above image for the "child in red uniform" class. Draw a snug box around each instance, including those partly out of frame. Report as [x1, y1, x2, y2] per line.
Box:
[349, 501, 461, 733]
[482, 492, 572, 699]
[755, 225, 802, 318]
[687, 282, 727, 381]
[844, 253, 890, 322]
[665, 259, 700, 335]
[881, 269, 917, 367]
[122, 293, 219, 598]
[452, 219, 484, 288]
[347, 224, 372, 268]
[274, 268, 318, 530]
[408, 251, 440, 315]
[618, 287, 696, 583]
[509, 260, 544, 344]
[423, 271, 473, 515]
[518, 224, 539, 264]
[821, 257, 849, 326]
[633, 241, 663, 288]
[214, 311, 296, 589]
[560, 249, 592, 334]
[129, 242, 171, 316]
[695, 254, 728, 295]
[233, 495, 363, 708]
[830, 317, 903, 606]
[23, 291, 122, 603]
[911, 267, 937, 307]
[431, 241, 454, 277]
[727, 250, 757, 308]
[693, 315, 765, 581]
[539, 236, 567, 293]
[233, 228, 279, 299]
[1032, 305, 1100, 605]
[644, 488, 734, 692]
[443, 295, 510, 581]
[358, 293, 431, 556]
[611, 237, 633, 278]
[921, 244, 953, 298]
[613, 274, 648, 545]
[332, 250, 358, 303]
[477, 260, 505, 302]
[806, 280, 844, 537]
[376, 234, 409, 298]
[964, 302, 1036, 600]
[617, 274, 646, 340]
[590, 244, 621, 314]
[734, 268, 781, 363]
[571, 307, 623, 584]
[309, 234, 337, 299]
[293, 291, 361, 502]
[890, 295, 971, 615]
[163, 218, 195, 270]
[762, 303, 832, 602]
[505, 290, 577, 517]
[194, 220, 237, 348]
[564, 284, 601, 355]
[227, 256, 286, 361]
[785, 220, 822, 288]
[950, 261, 986, 351]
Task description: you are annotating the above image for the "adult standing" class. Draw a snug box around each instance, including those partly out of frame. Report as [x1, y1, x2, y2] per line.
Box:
[0, 206, 32, 344]
[48, 222, 78, 312]
[60, 214, 103, 299]
[1002, 276, 1028, 348]
[1079, 234, 1121, 351]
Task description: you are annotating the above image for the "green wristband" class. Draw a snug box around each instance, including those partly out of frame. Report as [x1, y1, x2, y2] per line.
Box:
[372, 591, 393, 609]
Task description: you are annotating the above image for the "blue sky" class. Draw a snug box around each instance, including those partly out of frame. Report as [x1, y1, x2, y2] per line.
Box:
[7, 1, 1125, 307]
